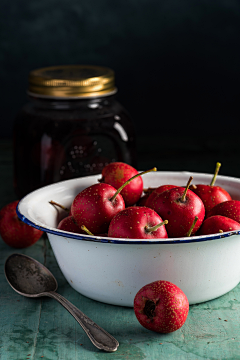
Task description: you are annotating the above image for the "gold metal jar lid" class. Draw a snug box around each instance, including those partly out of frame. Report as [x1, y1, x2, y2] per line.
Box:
[28, 65, 117, 98]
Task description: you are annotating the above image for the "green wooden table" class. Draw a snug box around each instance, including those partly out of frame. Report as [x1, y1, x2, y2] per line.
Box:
[1, 138, 240, 360]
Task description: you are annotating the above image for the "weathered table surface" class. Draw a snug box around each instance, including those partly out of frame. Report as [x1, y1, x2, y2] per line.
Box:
[1, 138, 240, 360]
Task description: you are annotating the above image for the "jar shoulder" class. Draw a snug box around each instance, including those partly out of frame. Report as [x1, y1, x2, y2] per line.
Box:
[14, 97, 135, 137]
[17, 97, 128, 116]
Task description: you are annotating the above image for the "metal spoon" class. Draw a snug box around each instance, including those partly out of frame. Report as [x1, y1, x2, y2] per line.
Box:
[4, 253, 119, 352]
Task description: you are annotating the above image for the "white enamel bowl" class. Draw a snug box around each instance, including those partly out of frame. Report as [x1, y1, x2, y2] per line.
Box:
[17, 171, 240, 307]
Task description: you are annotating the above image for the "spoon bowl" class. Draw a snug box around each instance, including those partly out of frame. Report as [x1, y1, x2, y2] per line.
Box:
[5, 253, 119, 352]
[5, 253, 57, 296]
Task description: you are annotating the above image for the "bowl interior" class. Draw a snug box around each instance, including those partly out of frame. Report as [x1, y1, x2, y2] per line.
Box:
[17, 171, 240, 241]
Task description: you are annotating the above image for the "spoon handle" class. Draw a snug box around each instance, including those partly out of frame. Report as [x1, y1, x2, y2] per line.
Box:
[44, 291, 119, 352]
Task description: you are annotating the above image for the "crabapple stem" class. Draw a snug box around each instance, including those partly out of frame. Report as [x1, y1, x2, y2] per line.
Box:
[190, 184, 197, 190]
[49, 200, 69, 212]
[180, 176, 193, 203]
[210, 162, 221, 186]
[81, 225, 94, 236]
[186, 216, 198, 237]
[110, 167, 157, 203]
[145, 220, 168, 233]
[143, 187, 157, 194]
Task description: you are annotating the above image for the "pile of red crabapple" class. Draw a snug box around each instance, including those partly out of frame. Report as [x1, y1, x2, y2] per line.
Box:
[56, 161, 240, 239]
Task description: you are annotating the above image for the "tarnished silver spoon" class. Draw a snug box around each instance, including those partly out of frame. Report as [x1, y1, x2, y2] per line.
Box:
[4, 253, 119, 352]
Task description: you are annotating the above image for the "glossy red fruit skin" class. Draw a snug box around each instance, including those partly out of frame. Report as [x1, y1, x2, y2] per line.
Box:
[206, 200, 240, 223]
[57, 216, 84, 234]
[134, 280, 189, 333]
[192, 184, 231, 216]
[151, 187, 205, 238]
[145, 185, 177, 209]
[108, 206, 168, 239]
[71, 183, 125, 234]
[0, 201, 43, 248]
[101, 162, 143, 207]
[198, 215, 240, 235]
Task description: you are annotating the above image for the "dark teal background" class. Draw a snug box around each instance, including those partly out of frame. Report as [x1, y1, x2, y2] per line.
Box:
[0, 0, 239, 138]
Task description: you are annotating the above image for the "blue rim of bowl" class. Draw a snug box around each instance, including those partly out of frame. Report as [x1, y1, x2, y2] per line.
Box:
[16, 203, 240, 245]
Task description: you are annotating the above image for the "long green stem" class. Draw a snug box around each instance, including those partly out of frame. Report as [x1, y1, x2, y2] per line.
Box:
[145, 220, 168, 233]
[186, 216, 198, 237]
[210, 162, 221, 186]
[81, 225, 94, 236]
[180, 176, 193, 203]
[110, 167, 157, 203]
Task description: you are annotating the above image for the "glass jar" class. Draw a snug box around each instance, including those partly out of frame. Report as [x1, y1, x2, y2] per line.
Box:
[13, 65, 137, 198]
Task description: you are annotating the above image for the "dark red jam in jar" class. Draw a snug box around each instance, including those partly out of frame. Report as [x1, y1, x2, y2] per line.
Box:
[13, 65, 137, 198]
